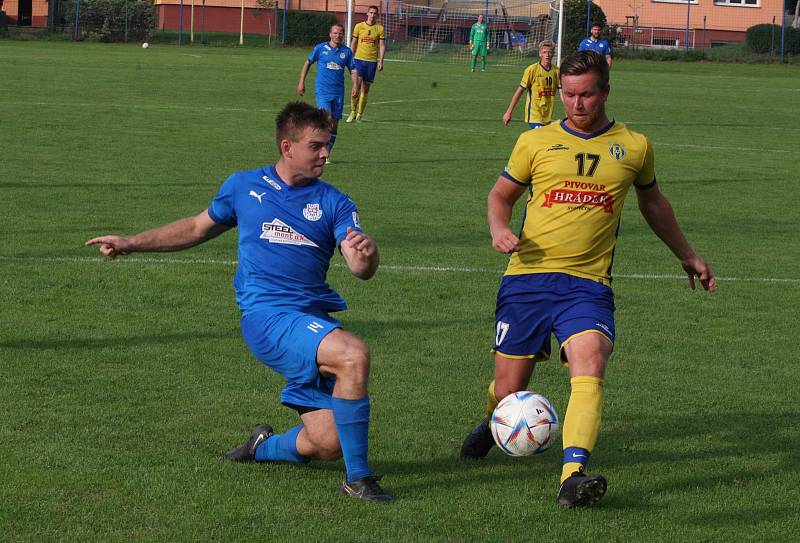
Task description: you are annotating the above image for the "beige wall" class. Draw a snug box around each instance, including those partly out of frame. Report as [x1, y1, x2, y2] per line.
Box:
[596, 0, 784, 32]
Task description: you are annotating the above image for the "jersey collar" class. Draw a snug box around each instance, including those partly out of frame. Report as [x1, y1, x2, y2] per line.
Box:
[560, 119, 615, 140]
[264, 165, 318, 190]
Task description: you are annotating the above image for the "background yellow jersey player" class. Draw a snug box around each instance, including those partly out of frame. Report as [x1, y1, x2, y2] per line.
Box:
[503, 40, 560, 128]
[348, 5, 386, 122]
[461, 51, 716, 509]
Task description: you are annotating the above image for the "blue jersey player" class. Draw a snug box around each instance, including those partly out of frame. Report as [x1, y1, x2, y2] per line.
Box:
[86, 102, 393, 502]
[579, 23, 613, 68]
[298, 24, 357, 164]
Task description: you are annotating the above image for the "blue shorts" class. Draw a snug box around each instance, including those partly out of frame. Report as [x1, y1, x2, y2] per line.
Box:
[354, 59, 378, 83]
[493, 273, 615, 363]
[241, 308, 341, 411]
[316, 93, 344, 120]
[528, 122, 546, 129]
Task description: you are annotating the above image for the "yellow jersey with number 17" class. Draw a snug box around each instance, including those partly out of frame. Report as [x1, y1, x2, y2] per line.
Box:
[352, 22, 385, 62]
[502, 120, 655, 286]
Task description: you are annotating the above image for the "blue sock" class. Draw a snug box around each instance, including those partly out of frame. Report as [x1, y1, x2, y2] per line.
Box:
[327, 130, 337, 153]
[254, 425, 308, 464]
[331, 396, 372, 483]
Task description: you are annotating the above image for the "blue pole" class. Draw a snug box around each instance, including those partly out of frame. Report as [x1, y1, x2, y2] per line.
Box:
[74, 0, 81, 40]
[179, 0, 184, 45]
[780, 12, 786, 64]
[586, 1, 591, 37]
[282, 0, 287, 47]
[684, 0, 690, 58]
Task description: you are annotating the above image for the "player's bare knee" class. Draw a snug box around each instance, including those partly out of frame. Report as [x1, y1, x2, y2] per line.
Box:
[340, 343, 370, 384]
[308, 434, 342, 460]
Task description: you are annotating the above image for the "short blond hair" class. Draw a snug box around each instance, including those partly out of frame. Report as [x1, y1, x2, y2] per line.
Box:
[538, 40, 555, 51]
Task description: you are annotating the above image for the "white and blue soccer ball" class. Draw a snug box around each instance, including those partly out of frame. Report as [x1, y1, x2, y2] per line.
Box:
[490, 391, 559, 456]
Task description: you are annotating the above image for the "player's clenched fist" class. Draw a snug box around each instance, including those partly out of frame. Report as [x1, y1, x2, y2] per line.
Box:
[342, 227, 375, 256]
[491, 228, 520, 254]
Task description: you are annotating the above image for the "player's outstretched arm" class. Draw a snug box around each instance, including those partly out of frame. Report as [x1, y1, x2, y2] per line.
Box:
[636, 185, 716, 292]
[340, 227, 379, 280]
[488, 176, 527, 253]
[503, 87, 525, 125]
[298, 60, 311, 96]
[85, 210, 230, 259]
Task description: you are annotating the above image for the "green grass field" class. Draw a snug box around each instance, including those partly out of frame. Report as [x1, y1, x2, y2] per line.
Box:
[2, 41, 799, 541]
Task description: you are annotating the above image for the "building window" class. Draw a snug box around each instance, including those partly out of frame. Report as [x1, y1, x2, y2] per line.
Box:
[714, 0, 760, 6]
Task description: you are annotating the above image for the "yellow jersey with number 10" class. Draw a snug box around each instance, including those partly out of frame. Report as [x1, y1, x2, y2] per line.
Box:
[352, 22, 385, 62]
[520, 63, 560, 124]
[502, 120, 655, 286]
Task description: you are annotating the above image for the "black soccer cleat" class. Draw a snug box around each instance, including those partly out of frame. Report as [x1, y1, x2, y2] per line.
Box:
[460, 416, 495, 459]
[556, 470, 607, 508]
[224, 424, 274, 462]
[338, 475, 394, 502]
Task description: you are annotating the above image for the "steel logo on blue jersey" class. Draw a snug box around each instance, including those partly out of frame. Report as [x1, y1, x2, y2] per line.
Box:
[260, 219, 319, 247]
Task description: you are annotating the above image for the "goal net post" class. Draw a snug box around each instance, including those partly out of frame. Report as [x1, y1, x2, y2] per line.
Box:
[359, 0, 563, 67]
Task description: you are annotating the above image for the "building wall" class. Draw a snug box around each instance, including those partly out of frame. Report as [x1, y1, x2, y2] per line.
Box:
[2, 0, 49, 27]
[595, 0, 784, 33]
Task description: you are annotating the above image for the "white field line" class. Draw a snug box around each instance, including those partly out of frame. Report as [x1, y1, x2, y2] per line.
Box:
[1, 101, 793, 152]
[1, 255, 798, 284]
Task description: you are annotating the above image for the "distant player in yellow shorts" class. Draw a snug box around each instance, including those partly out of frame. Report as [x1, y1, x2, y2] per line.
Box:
[347, 5, 386, 122]
[460, 51, 716, 508]
[503, 40, 560, 129]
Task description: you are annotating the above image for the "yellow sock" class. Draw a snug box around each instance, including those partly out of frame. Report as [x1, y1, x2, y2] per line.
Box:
[560, 376, 603, 483]
[485, 380, 498, 418]
[357, 91, 369, 115]
[350, 93, 359, 116]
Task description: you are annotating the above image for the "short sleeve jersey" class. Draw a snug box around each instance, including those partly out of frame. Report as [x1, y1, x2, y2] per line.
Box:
[502, 120, 655, 285]
[352, 22, 385, 62]
[579, 37, 613, 57]
[519, 63, 560, 124]
[308, 41, 355, 97]
[470, 22, 488, 43]
[207, 165, 363, 314]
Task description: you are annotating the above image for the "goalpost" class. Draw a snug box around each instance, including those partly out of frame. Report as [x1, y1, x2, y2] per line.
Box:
[348, 0, 564, 67]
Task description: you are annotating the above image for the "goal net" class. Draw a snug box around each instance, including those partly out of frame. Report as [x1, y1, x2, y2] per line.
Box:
[381, 0, 563, 67]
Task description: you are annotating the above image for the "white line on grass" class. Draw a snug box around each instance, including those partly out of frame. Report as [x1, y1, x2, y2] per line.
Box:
[2, 255, 798, 284]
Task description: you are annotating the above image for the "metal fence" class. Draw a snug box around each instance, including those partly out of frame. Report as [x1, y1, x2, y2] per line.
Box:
[584, 0, 794, 60]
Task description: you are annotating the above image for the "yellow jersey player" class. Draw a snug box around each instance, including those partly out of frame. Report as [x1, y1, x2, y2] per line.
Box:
[503, 40, 560, 129]
[347, 5, 386, 122]
[461, 51, 716, 508]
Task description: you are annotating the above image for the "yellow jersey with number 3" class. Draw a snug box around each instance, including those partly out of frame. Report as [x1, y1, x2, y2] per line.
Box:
[352, 22, 385, 62]
[520, 63, 560, 124]
[501, 120, 655, 285]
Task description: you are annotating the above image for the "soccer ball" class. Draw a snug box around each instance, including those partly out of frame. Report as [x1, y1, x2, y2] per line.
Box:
[491, 391, 559, 456]
[142, 42, 149, 49]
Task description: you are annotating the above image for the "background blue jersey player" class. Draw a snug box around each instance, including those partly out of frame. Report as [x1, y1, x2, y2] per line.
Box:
[579, 23, 613, 68]
[85, 102, 393, 502]
[298, 24, 357, 164]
